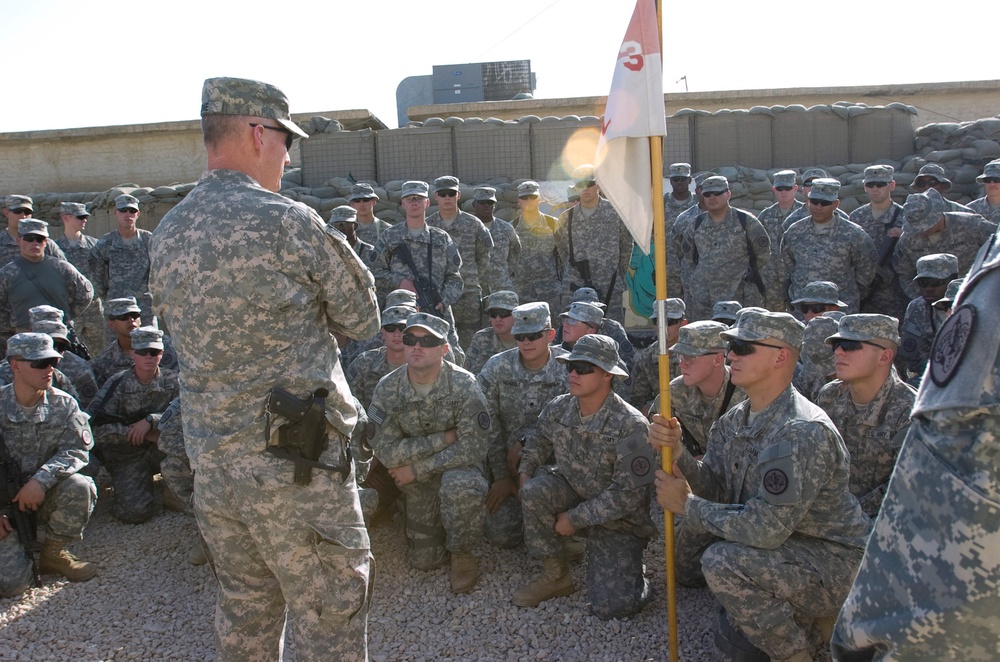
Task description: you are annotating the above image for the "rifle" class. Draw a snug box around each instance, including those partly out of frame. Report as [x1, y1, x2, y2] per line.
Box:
[264, 387, 352, 486]
[0, 435, 41, 588]
[392, 241, 445, 318]
[87, 373, 153, 432]
[862, 206, 902, 306]
[66, 325, 91, 361]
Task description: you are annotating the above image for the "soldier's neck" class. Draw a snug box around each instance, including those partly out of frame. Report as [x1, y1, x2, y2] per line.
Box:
[12, 382, 44, 408]
[405, 216, 426, 230]
[697, 367, 726, 400]
[577, 387, 611, 418]
[847, 371, 889, 406]
[870, 199, 893, 213]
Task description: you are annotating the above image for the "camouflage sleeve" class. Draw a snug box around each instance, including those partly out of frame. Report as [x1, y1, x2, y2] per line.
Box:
[45, 241, 67, 262]
[88, 237, 110, 299]
[63, 260, 95, 318]
[411, 381, 490, 481]
[476, 223, 493, 284]
[780, 229, 795, 301]
[440, 239, 464, 306]
[519, 398, 558, 477]
[369, 233, 403, 291]
[0, 271, 13, 333]
[476, 362, 509, 481]
[676, 416, 729, 502]
[553, 210, 570, 286]
[86, 373, 129, 443]
[506, 224, 522, 276]
[854, 230, 878, 292]
[746, 214, 771, 268]
[32, 403, 92, 491]
[368, 392, 451, 469]
[893, 235, 919, 300]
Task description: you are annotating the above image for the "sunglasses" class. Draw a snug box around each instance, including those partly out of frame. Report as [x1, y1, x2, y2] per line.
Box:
[21, 358, 59, 370]
[514, 330, 546, 342]
[727, 338, 784, 356]
[831, 339, 886, 353]
[488, 309, 512, 319]
[669, 176, 690, 182]
[575, 181, 597, 190]
[248, 123, 295, 150]
[519, 195, 539, 200]
[565, 361, 597, 375]
[809, 198, 835, 207]
[982, 177, 1000, 184]
[9, 209, 31, 216]
[475, 200, 496, 206]
[702, 190, 727, 198]
[774, 186, 794, 192]
[436, 190, 458, 198]
[75, 215, 88, 220]
[798, 303, 829, 315]
[912, 179, 936, 190]
[667, 318, 683, 327]
[402, 334, 444, 347]
[110, 312, 141, 321]
[352, 197, 376, 203]
[53, 341, 71, 353]
[117, 208, 139, 214]
[135, 348, 162, 357]
[915, 277, 948, 288]
[382, 323, 406, 333]
[864, 181, 889, 188]
[21, 235, 46, 243]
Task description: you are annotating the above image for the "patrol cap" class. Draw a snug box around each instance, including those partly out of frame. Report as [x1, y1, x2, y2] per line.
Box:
[903, 189, 947, 234]
[433, 176, 460, 193]
[826, 314, 901, 348]
[348, 183, 378, 201]
[772, 170, 797, 188]
[5, 195, 33, 212]
[131, 326, 164, 351]
[385, 289, 418, 308]
[511, 302, 551, 334]
[329, 205, 358, 224]
[572, 287, 605, 309]
[404, 311, 449, 340]
[668, 163, 692, 178]
[18, 219, 48, 237]
[60, 201, 90, 217]
[800, 168, 829, 185]
[976, 161, 1000, 184]
[693, 172, 713, 189]
[32, 320, 69, 342]
[668, 320, 729, 356]
[791, 280, 847, 307]
[561, 301, 604, 328]
[701, 176, 730, 194]
[808, 178, 841, 202]
[115, 194, 140, 211]
[29, 305, 64, 324]
[6, 332, 61, 361]
[401, 180, 429, 198]
[556, 333, 627, 377]
[712, 301, 742, 324]
[913, 253, 959, 280]
[200, 76, 308, 139]
[517, 181, 540, 197]
[934, 278, 964, 309]
[473, 187, 497, 203]
[863, 164, 894, 184]
[650, 297, 686, 321]
[803, 316, 841, 360]
[734, 306, 768, 326]
[381, 305, 417, 326]
[822, 310, 846, 322]
[106, 297, 142, 317]
[484, 290, 518, 311]
[721, 310, 804, 351]
[914, 163, 952, 189]
[571, 164, 596, 186]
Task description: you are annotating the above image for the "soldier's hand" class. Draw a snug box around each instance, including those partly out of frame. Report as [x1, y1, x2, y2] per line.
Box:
[399, 279, 417, 293]
[518, 472, 530, 489]
[655, 467, 691, 515]
[554, 512, 576, 537]
[506, 441, 523, 476]
[887, 227, 902, 238]
[389, 465, 415, 486]
[127, 419, 152, 445]
[648, 414, 682, 454]
[13, 479, 45, 511]
[486, 476, 517, 513]
[443, 428, 458, 445]
[0, 514, 12, 541]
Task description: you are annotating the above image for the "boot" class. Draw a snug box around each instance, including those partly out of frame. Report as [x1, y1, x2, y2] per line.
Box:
[161, 481, 189, 514]
[38, 539, 97, 582]
[562, 537, 585, 564]
[513, 556, 576, 607]
[450, 553, 480, 594]
[187, 538, 208, 566]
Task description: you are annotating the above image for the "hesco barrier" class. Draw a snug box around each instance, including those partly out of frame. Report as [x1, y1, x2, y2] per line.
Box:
[300, 103, 916, 185]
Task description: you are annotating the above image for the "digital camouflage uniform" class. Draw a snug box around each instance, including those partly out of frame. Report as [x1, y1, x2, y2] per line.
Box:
[849, 201, 908, 319]
[369, 360, 490, 570]
[832, 225, 1000, 661]
[155, 397, 193, 512]
[968, 196, 1000, 224]
[0, 384, 96, 597]
[663, 191, 699, 299]
[628, 341, 680, 412]
[463, 327, 517, 376]
[90, 229, 155, 326]
[792, 316, 840, 402]
[0, 254, 93, 333]
[0, 360, 80, 402]
[355, 218, 390, 247]
[657, 368, 745, 457]
[670, 201, 706, 302]
[89, 334, 179, 388]
[482, 216, 521, 293]
[512, 210, 564, 315]
[898, 296, 946, 382]
[780, 203, 850, 233]
[477, 343, 569, 548]
[346, 346, 406, 411]
[892, 212, 995, 299]
[55, 231, 105, 356]
[0, 232, 67, 268]
[151, 79, 379, 662]
[757, 200, 803, 312]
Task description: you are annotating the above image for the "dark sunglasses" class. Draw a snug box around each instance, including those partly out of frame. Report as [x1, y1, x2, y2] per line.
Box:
[830, 339, 886, 353]
[575, 180, 596, 190]
[669, 176, 690, 182]
[982, 177, 1000, 184]
[912, 179, 936, 190]
[915, 277, 948, 289]
[809, 198, 835, 207]
[565, 361, 597, 375]
[436, 190, 458, 198]
[53, 341, 71, 353]
[352, 197, 376, 203]
[667, 318, 682, 326]
[135, 348, 162, 357]
[117, 208, 138, 214]
[475, 200, 496, 206]
[110, 312, 141, 321]
[402, 334, 444, 347]
[727, 338, 784, 356]
[22, 358, 59, 370]
[249, 123, 294, 150]
[488, 309, 512, 319]
[514, 330, 546, 342]
[798, 303, 829, 315]
[519, 195, 539, 200]
[864, 181, 889, 188]
[774, 186, 794, 192]
[75, 215, 88, 220]
[703, 191, 727, 198]
[9, 209, 31, 216]
[21, 235, 46, 243]
[382, 323, 406, 333]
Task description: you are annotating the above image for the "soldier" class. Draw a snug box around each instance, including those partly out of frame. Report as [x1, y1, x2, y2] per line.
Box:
[791, 280, 847, 323]
[328, 205, 377, 266]
[0, 333, 97, 596]
[426, 175, 493, 347]
[831, 214, 1000, 661]
[87, 327, 178, 523]
[0, 195, 67, 266]
[711, 300, 741, 327]
[91, 297, 178, 388]
[90, 194, 155, 327]
[757, 170, 802, 311]
[679, 175, 771, 322]
[969, 160, 1000, 223]
[909, 162, 975, 212]
[155, 396, 207, 566]
[792, 314, 840, 402]
[663, 163, 698, 299]
[55, 201, 105, 355]
[893, 188, 996, 299]
[932, 277, 963, 316]
[781, 178, 878, 313]
[30, 319, 98, 408]
[514, 334, 654, 620]
[552, 286, 634, 368]
[851, 165, 908, 318]
[471, 186, 521, 295]
[347, 182, 390, 246]
[464, 290, 518, 375]
[817, 314, 915, 518]
[898, 253, 959, 384]
[477, 302, 569, 549]
[150, 77, 378, 660]
[511, 181, 563, 315]
[555, 164, 634, 324]
[780, 168, 850, 232]
[369, 312, 490, 593]
[650, 310, 870, 661]
[0, 220, 93, 339]
[629, 298, 686, 415]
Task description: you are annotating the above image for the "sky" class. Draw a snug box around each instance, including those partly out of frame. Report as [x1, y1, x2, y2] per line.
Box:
[2, 0, 995, 134]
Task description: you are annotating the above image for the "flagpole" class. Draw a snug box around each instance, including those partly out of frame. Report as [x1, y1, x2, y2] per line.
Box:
[649, 1, 679, 660]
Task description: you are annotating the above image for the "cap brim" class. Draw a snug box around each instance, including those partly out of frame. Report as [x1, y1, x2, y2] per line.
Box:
[511, 323, 546, 335]
[556, 353, 628, 377]
[403, 323, 446, 340]
[668, 342, 723, 357]
[133, 342, 165, 351]
[276, 117, 309, 139]
[25, 348, 62, 360]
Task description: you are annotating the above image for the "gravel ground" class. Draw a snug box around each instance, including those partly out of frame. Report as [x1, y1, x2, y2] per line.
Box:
[0, 480, 834, 661]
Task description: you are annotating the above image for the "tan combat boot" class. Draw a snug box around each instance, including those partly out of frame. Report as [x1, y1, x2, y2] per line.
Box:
[38, 539, 97, 582]
[187, 538, 209, 566]
[450, 552, 480, 594]
[562, 537, 585, 564]
[513, 556, 576, 607]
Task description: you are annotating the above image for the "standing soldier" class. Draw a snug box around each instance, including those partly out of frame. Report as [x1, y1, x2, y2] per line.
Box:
[757, 170, 802, 312]
[662, 163, 698, 300]
[0, 196, 67, 267]
[55, 202, 104, 355]
[511, 181, 562, 314]
[850, 165, 907, 318]
[90, 195, 155, 328]
[347, 182, 390, 246]
[969, 160, 1000, 224]
[471, 186, 521, 296]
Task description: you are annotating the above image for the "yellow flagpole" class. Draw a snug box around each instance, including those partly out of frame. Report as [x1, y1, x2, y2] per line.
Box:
[650, 1, 678, 660]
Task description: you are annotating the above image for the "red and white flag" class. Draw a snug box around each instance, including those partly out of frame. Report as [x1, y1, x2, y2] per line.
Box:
[594, 0, 665, 255]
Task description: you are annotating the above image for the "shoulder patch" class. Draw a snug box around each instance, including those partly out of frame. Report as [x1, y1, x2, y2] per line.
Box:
[869, 249, 879, 262]
[452, 252, 461, 266]
[930, 304, 976, 387]
[763, 468, 788, 495]
[477, 411, 491, 430]
[756, 236, 768, 248]
[368, 404, 385, 426]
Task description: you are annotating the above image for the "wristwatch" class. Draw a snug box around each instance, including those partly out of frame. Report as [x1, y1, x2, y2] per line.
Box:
[145, 414, 155, 429]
